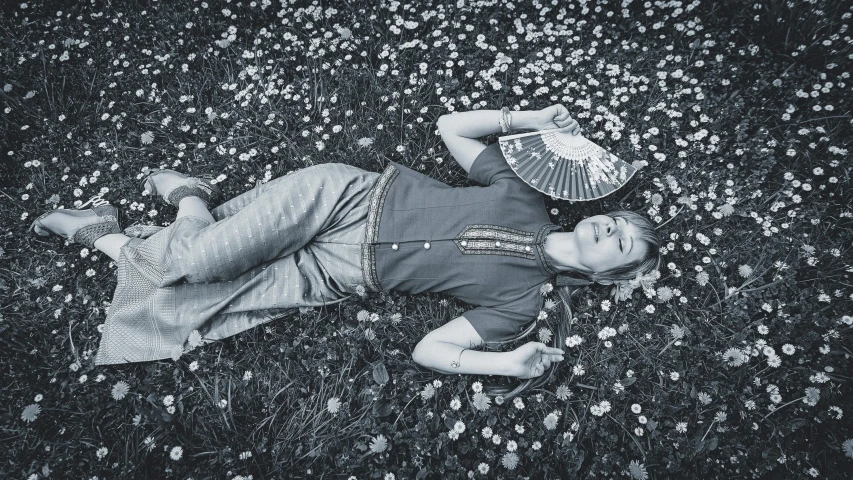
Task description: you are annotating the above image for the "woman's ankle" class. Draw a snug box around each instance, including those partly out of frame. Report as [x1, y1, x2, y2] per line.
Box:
[93, 233, 131, 262]
[176, 196, 215, 223]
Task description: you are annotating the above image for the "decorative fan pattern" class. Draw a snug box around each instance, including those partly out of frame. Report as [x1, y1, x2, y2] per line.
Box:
[498, 128, 638, 201]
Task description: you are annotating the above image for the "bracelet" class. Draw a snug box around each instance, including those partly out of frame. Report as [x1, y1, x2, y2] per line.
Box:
[499, 106, 513, 134]
[450, 347, 468, 368]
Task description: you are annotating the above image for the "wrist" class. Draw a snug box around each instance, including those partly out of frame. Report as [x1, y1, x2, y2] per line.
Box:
[511, 110, 539, 131]
[500, 351, 521, 377]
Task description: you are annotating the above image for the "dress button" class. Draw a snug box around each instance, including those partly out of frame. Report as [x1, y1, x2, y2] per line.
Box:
[392, 244, 399, 250]
[495, 241, 501, 247]
[525, 246, 531, 252]
[460, 240, 468, 247]
[424, 242, 431, 249]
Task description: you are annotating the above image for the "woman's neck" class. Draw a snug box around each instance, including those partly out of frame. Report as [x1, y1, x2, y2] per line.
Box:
[543, 232, 589, 274]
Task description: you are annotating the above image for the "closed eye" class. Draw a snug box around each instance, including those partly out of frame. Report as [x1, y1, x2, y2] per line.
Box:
[619, 238, 623, 253]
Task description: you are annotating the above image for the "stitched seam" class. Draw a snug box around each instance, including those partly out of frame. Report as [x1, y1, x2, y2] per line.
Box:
[361, 165, 399, 292]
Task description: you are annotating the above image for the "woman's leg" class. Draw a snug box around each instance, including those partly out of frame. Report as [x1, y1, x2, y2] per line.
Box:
[94, 234, 131, 262]
[91, 196, 212, 262]
[177, 196, 214, 223]
[156, 163, 376, 288]
[210, 175, 294, 222]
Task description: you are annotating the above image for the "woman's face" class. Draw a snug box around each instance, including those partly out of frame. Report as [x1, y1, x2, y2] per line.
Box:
[572, 214, 649, 274]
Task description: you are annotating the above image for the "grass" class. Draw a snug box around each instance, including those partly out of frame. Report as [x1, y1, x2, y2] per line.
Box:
[2, 0, 852, 478]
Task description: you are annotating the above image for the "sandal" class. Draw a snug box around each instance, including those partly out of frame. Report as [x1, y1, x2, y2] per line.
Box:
[30, 194, 122, 249]
[141, 168, 219, 207]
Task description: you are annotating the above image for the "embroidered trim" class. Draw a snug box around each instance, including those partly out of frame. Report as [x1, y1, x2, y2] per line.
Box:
[453, 224, 537, 259]
[361, 165, 399, 292]
[457, 225, 535, 243]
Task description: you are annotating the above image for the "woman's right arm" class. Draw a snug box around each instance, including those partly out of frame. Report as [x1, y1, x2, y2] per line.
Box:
[437, 109, 536, 174]
[436, 107, 580, 174]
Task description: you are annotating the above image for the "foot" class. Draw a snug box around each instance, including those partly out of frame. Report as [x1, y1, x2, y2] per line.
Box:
[34, 209, 101, 240]
[143, 169, 190, 200]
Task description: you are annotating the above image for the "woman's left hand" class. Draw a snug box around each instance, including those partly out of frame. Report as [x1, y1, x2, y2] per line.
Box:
[507, 341, 565, 379]
[530, 104, 582, 135]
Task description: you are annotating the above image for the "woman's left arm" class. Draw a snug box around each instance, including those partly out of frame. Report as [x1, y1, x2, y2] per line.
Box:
[411, 316, 565, 378]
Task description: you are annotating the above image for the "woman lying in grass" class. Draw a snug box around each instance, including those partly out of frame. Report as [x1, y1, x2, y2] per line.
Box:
[30, 105, 661, 395]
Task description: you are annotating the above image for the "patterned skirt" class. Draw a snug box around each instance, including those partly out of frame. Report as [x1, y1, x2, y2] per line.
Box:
[95, 163, 379, 365]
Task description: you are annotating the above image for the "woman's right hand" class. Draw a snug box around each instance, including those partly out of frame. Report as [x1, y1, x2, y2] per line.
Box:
[506, 341, 565, 379]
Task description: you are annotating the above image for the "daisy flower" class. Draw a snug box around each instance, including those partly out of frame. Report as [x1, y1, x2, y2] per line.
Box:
[187, 329, 203, 348]
[537, 327, 552, 343]
[21, 404, 41, 423]
[629, 460, 649, 480]
[96, 446, 108, 460]
[555, 385, 572, 401]
[501, 452, 519, 470]
[842, 439, 853, 459]
[543, 412, 559, 430]
[723, 347, 748, 367]
[111, 381, 130, 400]
[327, 397, 341, 414]
[370, 434, 388, 453]
[170, 445, 183, 460]
[472, 392, 491, 411]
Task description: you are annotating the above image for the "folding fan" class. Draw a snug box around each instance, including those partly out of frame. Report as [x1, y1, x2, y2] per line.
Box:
[497, 128, 638, 201]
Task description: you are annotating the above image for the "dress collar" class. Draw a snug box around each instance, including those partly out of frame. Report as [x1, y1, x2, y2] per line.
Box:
[535, 223, 564, 276]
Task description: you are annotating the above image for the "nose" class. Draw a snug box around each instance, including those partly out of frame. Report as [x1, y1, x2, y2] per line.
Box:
[605, 219, 616, 236]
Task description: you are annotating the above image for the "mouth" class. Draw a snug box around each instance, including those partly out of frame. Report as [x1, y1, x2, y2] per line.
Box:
[593, 223, 599, 243]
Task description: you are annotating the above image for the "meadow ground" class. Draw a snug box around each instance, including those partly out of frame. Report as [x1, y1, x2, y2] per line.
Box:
[1, 0, 852, 478]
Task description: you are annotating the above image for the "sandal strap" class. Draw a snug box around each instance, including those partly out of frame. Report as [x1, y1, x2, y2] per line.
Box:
[165, 178, 219, 207]
[72, 221, 121, 249]
[70, 205, 121, 249]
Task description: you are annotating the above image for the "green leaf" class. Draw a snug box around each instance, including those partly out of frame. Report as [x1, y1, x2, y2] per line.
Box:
[789, 418, 807, 432]
[372, 362, 389, 385]
[707, 436, 719, 451]
[444, 416, 456, 431]
[372, 399, 392, 417]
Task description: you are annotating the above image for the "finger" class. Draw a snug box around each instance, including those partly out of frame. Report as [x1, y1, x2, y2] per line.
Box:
[545, 347, 565, 355]
[542, 359, 552, 369]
